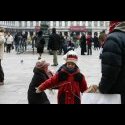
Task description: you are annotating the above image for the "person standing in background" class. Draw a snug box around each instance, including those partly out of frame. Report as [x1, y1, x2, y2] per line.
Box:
[0, 27, 5, 85]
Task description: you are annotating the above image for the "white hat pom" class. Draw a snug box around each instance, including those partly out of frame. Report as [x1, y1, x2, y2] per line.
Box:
[63, 50, 78, 64]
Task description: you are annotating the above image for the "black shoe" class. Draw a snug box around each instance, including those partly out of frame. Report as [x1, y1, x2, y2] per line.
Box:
[51, 64, 58, 66]
[38, 57, 41, 60]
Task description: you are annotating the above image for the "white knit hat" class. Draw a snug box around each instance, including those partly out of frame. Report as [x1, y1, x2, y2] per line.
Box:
[63, 50, 78, 64]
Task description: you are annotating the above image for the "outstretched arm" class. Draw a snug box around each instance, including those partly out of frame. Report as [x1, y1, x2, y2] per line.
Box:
[36, 74, 59, 93]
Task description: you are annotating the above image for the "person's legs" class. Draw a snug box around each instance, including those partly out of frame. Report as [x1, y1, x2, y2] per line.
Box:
[87, 46, 89, 55]
[8, 44, 11, 53]
[6, 44, 9, 53]
[0, 59, 4, 85]
[90, 46, 92, 55]
[81, 47, 85, 55]
[38, 53, 42, 60]
[52, 50, 58, 66]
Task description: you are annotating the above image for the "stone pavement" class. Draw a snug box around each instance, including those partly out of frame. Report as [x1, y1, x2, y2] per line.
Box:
[0, 47, 101, 104]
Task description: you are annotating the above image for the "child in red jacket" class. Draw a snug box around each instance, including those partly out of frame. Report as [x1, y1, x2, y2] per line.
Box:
[36, 50, 88, 104]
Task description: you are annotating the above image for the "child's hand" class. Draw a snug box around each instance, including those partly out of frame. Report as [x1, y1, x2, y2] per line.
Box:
[84, 85, 98, 93]
[35, 87, 42, 93]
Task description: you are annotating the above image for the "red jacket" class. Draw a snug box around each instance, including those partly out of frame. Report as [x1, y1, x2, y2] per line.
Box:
[86, 35, 92, 46]
[38, 67, 87, 104]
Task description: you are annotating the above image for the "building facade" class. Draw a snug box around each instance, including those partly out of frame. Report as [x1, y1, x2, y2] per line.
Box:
[48, 21, 110, 36]
[0, 21, 109, 36]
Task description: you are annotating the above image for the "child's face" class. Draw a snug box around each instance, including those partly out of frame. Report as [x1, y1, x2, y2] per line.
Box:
[44, 66, 48, 72]
[66, 62, 76, 69]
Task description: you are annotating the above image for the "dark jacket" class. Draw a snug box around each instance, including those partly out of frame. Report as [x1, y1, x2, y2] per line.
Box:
[93, 36, 99, 48]
[80, 35, 86, 52]
[28, 67, 50, 104]
[48, 33, 61, 50]
[35, 36, 45, 48]
[99, 30, 125, 104]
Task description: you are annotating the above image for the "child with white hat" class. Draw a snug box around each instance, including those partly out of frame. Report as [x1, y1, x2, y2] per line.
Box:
[36, 50, 88, 104]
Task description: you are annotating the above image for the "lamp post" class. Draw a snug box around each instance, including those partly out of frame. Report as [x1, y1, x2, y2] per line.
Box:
[40, 21, 49, 46]
[40, 21, 49, 34]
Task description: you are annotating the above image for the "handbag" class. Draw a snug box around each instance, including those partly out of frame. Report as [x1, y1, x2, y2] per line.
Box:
[81, 93, 121, 104]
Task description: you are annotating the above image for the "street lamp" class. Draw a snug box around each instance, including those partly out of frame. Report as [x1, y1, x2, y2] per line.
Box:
[40, 21, 49, 46]
[40, 21, 49, 34]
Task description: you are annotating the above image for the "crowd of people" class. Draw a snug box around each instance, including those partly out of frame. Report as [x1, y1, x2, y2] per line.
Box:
[1, 21, 125, 104]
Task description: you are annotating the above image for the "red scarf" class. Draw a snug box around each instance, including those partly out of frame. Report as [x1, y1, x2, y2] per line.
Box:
[109, 21, 121, 33]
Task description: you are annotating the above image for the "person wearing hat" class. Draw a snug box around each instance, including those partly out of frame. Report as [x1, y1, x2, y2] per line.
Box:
[91, 21, 125, 104]
[35, 30, 45, 60]
[36, 50, 88, 104]
[28, 59, 53, 104]
[0, 27, 5, 85]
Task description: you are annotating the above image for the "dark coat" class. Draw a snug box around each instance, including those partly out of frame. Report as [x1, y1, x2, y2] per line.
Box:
[99, 30, 125, 104]
[80, 35, 86, 53]
[35, 36, 45, 53]
[48, 33, 61, 50]
[86, 35, 92, 46]
[28, 67, 50, 104]
[93, 36, 99, 48]
[38, 64, 87, 104]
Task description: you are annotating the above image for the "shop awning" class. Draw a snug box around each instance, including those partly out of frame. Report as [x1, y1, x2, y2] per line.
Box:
[69, 26, 87, 32]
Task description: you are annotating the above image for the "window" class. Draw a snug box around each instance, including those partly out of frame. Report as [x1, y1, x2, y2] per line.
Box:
[71, 21, 74, 26]
[94, 21, 98, 27]
[53, 21, 56, 27]
[82, 21, 86, 26]
[77, 21, 80, 26]
[59, 21, 62, 27]
[24, 21, 27, 27]
[88, 21, 92, 27]
[65, 21, 68, 27]
[100, 21, 104, 27]
[30, 21, 33, 27]
[36, 21, 39, 26]
[105, 21, 109, 27]
[47, 21, 50, 26]
[19, 21, 22, 27]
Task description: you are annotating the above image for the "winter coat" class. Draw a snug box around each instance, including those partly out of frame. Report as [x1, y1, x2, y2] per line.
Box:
[99, 30, 125, 104]
[35, 36, 45, 53]
[28, 67, 51, 104]
[38, 64, 87, 104]
[80, 35, 86, 52]
[86, 35, 92, 46]
[48, 33, 61, 50]
[6, 35, 13, 44]
[0, 32, 5, 60]
[93, 36, 99, 48]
